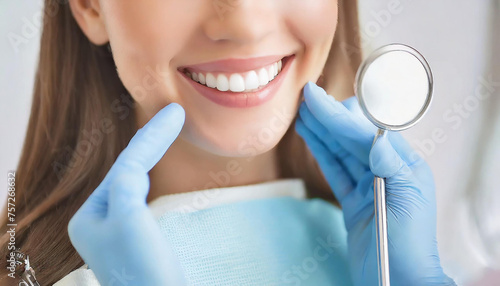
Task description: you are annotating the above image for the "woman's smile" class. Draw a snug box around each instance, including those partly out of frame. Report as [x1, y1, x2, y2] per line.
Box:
[178, 54, 295, 108]
[84, 0, 340, 156]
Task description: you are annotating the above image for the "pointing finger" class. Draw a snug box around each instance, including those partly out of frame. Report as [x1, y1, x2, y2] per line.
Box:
[302, 82, 374, 165]
[77, 103, 185, 218]
[112, 102, 185, 174]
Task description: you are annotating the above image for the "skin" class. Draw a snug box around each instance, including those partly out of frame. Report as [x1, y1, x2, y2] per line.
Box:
[69, 0, 340, 202]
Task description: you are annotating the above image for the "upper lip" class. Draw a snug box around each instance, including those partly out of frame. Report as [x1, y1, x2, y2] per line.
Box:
[178, 54, 292, 73]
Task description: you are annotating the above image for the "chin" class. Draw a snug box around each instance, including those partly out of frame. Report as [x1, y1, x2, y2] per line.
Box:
[180, 119, 289, 158]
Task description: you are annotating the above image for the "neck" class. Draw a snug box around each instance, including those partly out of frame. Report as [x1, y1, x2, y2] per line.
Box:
[147, 136, 281, 203]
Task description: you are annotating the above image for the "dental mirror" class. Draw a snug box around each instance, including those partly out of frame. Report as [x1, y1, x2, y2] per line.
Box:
[354, 44, 434, 286]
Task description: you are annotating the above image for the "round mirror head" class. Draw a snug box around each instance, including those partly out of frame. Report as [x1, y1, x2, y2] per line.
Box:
[355, 44, 433, 131]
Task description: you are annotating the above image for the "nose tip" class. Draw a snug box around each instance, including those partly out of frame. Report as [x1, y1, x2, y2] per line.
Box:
[203, 1, 277, 44]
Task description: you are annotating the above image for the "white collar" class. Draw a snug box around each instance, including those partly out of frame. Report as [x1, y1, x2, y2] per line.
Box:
[147, 178, 307, 218]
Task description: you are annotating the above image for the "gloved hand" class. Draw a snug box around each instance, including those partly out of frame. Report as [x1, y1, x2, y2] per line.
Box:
[295, 82, 456, 286]
[68, 103, 187, 286]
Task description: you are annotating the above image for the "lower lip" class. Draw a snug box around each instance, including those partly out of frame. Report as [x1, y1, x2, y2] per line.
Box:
[179, 55, 294, 108]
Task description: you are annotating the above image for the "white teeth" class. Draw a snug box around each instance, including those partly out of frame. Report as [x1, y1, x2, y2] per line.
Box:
[186, 58, 285, 93]
[229, 74, 245, 92]
[206, 73, 217, 88]
[268, 66, 275, 80]
[216, 74, 229, 91]
[245, 71, 260, 90]
[198, 73, 205, 85]
[258, 68, 270, 86]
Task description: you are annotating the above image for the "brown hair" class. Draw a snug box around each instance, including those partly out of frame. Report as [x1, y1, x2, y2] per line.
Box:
[0, 0, 361, 284]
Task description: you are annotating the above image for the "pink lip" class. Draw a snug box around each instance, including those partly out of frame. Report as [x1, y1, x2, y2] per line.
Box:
[179, 55, 295, 108]
[178, 54, 290, 73]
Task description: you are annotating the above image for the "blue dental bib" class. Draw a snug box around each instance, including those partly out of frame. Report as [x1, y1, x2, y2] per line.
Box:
[156, 196, 353, 286]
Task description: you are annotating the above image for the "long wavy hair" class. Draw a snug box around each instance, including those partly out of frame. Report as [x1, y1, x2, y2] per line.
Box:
[0, 0, 361, 284]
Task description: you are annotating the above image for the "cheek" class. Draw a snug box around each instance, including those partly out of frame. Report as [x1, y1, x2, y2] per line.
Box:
[100, 1, 203, 110]
[102, 1, 200, 57]
[284, 0, 338, 46]
[281, 1, 338, 84]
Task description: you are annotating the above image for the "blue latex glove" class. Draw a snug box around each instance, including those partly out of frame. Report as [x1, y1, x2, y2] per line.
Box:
[68, 103, 187, 286]
[295, 82, 456, 286]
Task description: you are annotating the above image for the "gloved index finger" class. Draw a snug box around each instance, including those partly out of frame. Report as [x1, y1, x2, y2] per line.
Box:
[303, 82, 374, 164]
[387, 132, 424, 166]
[111, 103, 185, 174]
[75, 103, 185, 219]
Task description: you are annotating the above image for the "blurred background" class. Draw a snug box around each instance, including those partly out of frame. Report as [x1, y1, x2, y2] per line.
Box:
[1, 1, 499, 285]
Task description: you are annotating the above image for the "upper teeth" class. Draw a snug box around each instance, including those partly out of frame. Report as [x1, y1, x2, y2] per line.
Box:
[185, 59, 283, 93]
